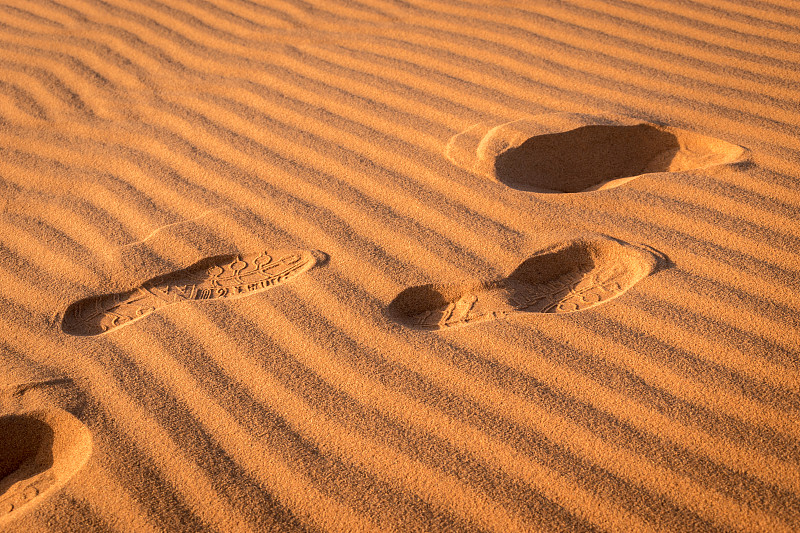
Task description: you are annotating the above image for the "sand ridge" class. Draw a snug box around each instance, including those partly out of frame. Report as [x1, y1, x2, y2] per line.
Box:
[1, 0, 799, 531]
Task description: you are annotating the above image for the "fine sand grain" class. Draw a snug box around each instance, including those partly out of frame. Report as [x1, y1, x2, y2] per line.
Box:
[1, 0, 799, 532]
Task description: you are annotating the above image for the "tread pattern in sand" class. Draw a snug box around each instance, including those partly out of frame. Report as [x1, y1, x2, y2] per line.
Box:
[389, 236, 662, 330]
[446, 114, 748, 193]
[0, 410, 91, 523]
[2, 0, 798, 530]
[62, 250, 319, 336]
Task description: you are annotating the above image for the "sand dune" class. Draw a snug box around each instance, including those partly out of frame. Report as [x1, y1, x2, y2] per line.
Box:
[0, 0, 798, 531]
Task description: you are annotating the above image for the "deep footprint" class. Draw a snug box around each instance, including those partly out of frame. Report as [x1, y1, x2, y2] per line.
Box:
[0, 410, 92, 524]
[446, 113, 748, 193]
[63, 249, 321, 336]
[388, 235, 664, 330]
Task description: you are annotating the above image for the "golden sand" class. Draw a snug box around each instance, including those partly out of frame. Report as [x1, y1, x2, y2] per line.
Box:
[0, 0, 798, 531]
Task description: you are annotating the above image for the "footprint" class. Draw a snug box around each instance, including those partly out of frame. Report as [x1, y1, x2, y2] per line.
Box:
[0, 410, 92, 524]
[62, 249, 322, 336]
[446, 113, 748, 193]
[388, 235, 664, 330]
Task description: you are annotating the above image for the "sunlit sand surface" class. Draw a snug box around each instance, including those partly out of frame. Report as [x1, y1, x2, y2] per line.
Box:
[1, 0, 798, 531]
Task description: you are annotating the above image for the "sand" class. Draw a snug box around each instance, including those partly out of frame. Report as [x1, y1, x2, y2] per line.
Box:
[0, 0, 798, 531]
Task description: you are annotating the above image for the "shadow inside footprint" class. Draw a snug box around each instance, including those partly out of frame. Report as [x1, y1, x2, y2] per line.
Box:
[446, 114, 748, 193]
[0, 417, 54, 496]
[63, 249, 321, 336]
[388, 235, 664, 330]
[495, 124, 683, 193]
[0, 411, 91, 523]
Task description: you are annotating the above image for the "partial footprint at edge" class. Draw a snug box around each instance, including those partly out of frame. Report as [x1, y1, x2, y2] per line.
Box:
[0, 410, 92, 524]
[62, 249, 323, 336]
[446, 113, 749, 193]
[388, 235, 665, 330]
